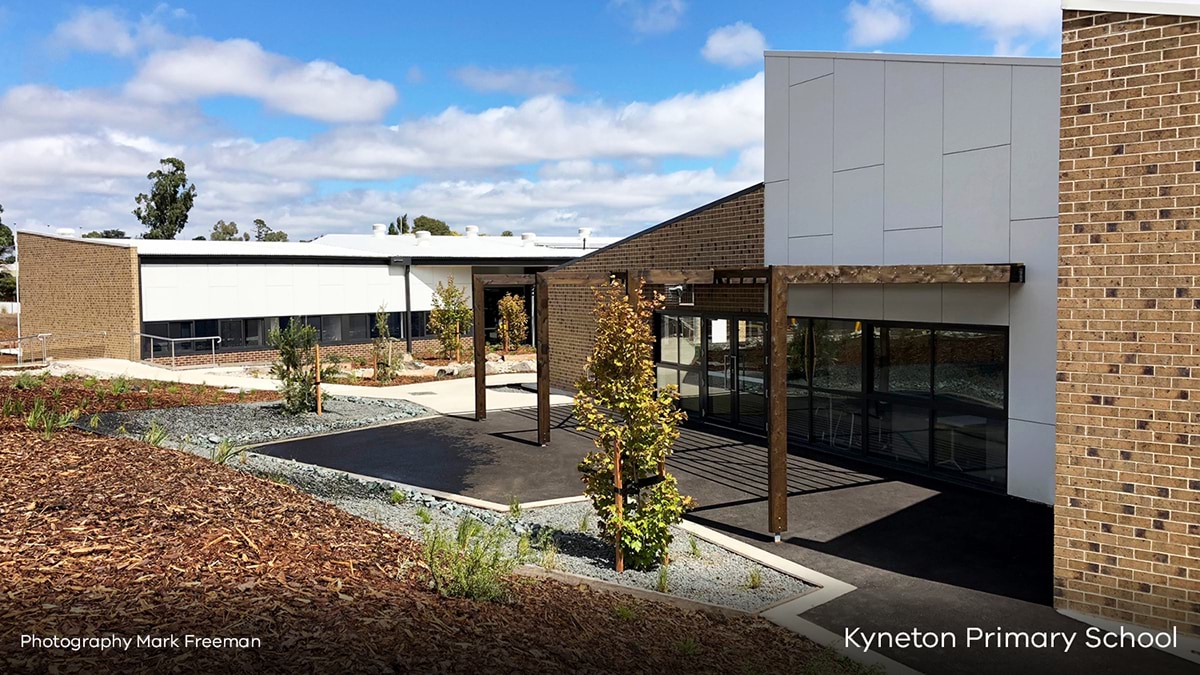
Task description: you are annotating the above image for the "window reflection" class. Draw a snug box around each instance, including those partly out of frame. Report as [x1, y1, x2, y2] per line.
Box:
[935, 330, 1006, 409]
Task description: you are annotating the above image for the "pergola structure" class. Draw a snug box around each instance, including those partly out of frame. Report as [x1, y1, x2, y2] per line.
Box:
[472, 262, 1025, 537]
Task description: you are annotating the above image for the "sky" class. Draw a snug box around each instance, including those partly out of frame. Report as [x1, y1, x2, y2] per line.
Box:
[0, 0, 1065, 241]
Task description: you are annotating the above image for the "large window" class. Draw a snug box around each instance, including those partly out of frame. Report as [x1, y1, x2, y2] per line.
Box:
[142, 312, 387, 356]
[787, 317, 1008, 490]
[657, 314, 702, 412]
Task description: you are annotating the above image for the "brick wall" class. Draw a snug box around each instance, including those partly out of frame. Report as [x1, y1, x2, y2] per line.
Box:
[548, 184, 764, 390]
[1057, 10, 1200, 636]
[17, 233, 140, 360]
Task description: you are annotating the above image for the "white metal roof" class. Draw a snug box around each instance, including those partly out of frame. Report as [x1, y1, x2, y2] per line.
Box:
[18, 229, 609, 261]
[1062, 0, 1200, 18]
[20, 230, 381, 258]
[310, 232, 603, 259]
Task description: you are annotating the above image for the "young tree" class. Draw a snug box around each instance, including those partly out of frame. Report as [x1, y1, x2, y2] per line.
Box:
[268, 320, 322, 414]
[209, 220, 244, 241]
[133, 157, 196, 240]
[413, 215, 452, 236]
[500, 230, 514, 237]
[575, 278, 690, 571]
[254, 218, 288, 241]
[387, 220, 399, 236]
[82, 229, 128, 239]
[373, 303, 393, 381]
[428, 275, 472, 361]
[496, 292, 528, 354]
[0, 204, 13, 263]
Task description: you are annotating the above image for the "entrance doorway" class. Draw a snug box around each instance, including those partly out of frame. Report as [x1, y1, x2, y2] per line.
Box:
[703, 316, 767, 431]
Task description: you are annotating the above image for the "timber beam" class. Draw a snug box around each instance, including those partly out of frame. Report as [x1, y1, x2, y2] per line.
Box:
[775, 263, 1024, 285]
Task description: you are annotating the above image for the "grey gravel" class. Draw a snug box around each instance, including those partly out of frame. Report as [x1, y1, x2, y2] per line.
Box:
[161, 441, 814, 614]
[85, 396, 435, 446]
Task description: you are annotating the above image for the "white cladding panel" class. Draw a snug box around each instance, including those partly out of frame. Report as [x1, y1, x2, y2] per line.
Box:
[140, 262, 409, 321]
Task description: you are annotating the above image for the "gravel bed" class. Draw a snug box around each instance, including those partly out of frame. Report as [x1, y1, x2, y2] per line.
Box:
[84, 396, 435, 447]
[167, 444, 814, 614]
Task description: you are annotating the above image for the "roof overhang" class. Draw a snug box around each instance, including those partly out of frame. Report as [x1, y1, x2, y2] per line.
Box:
[1062, 0, 1200, 17]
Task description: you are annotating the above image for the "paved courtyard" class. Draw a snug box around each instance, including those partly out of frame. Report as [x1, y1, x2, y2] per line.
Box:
[255, 405, 1195, 675]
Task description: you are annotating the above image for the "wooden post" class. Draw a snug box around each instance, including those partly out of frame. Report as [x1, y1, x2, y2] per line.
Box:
[473, 274, 487, 421]
[767, 266, 788, 537]
[315, 343, 323, 416]
[535, 273, 550, 445]
[614, 434, 624, 574]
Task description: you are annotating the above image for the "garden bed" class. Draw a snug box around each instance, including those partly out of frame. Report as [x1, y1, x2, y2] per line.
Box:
[0, 372, 278, 414]
[0, 415, 868, 674]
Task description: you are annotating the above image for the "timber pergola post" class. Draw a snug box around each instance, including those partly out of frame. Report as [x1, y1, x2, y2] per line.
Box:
[535, 272, 550, 445]
[767, 265, 788, 539]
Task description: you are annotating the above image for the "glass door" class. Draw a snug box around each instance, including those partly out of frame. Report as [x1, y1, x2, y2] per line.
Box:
[704, 317, 735, 426]
[702, 316, 768, 432]
[737, 319, 767, 430]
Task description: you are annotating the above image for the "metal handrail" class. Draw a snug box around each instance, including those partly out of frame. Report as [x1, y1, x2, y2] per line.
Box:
[133, 332, 222, 369]
[1, 331, 109, 365]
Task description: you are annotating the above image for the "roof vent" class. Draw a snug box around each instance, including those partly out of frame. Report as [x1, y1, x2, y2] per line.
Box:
[521, 232, 536, 247]
[578, 227, 592, 248]
[372, 223, 386, 238]
[464, 225, 479, 238]
[415, 230, 431, 245]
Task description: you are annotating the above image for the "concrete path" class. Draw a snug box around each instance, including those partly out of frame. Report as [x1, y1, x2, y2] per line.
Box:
[29, 358, 572, 415]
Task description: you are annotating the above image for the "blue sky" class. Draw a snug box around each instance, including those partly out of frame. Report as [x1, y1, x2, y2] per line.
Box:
[0, 1, 1063, 240]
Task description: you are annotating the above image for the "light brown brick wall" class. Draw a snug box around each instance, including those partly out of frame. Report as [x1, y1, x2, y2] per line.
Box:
[548, 184, 764, 390]
[1057, 9, 1200, 636]
[17, 233, 140, 360]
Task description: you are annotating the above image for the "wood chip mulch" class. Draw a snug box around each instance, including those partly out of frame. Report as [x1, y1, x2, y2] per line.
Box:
[0, 376, 277, 415]
[0, 409, 861, 674]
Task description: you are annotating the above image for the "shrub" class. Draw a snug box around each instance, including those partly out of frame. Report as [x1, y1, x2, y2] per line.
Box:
[497, 292, 528, 354]
[575, 278, 690, 571]
[423, 518, 518, 602]
[268, 320, 321, 414]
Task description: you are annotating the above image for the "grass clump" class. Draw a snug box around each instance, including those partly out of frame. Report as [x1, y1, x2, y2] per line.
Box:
[25, 399, 79, 440]
[655, 564, 670, 593]
[210, 439, 244, 465]
[534, 529, 558, 571]
[109, 376, 131, 395]
[12, 372, 46, 390]
[507, 495, 522, 518]
[415, 506, 432, 525]
[614, 604, 637, 621]
[2, 396, 25, 417]
[675, 637, 700, 656]
[142, 420, 168, 447]
[423, 518, 518, 602]
[746, 566, 763, 590]
[688, 535, 701, 558]
[388, 489, 407, 505]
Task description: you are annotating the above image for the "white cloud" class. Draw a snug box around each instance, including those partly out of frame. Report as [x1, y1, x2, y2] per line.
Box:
[453, 65, 575, 96]
[49, 5, 185, 57]
[612, 0, 686, 34]
[0, 85, 207, 140]
[915, 0, 1060, 54]
[126, 38, 398, 123]
[701, 22, 767, 68]
[846, 0, 912, 47]
[212, 73, 763, 180]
